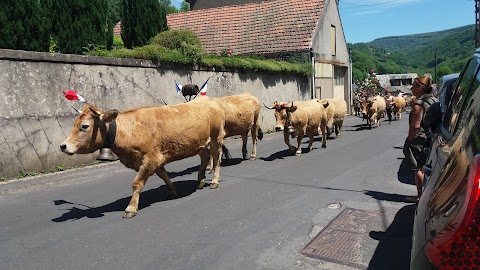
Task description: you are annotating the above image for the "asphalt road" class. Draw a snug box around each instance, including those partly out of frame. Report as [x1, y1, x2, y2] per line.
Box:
[0, 113, 418, 270]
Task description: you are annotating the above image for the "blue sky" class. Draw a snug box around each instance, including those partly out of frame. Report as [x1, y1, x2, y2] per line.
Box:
[338, 0, 474, 43]
[172, 0, 475, 44]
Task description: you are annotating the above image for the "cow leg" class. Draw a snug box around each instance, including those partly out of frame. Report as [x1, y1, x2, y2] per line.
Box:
[241, 133, 248, 160]
[283, 130, 295, 151]
[249, 125, 258, 161]
[336, 122, 342, 138]
[197, 148, 210, 189]
[306, 129, 315, 152]
[295, 130, 304, 156]
[205, 149, 213, 174]
[320, 124, 327, 148]
[209, 141, 222, 189]
[155, 166, 177, 199]
[123, 166, 154, 218]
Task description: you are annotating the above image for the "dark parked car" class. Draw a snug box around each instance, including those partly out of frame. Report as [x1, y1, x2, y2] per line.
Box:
[411, 48, 480, 269]
[437, 73, 460, 115]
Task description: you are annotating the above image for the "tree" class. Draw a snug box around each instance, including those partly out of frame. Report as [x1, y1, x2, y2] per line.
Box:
[121, 0, 168, 48]
[437, 65, 454, 78]
[0, 0, 51, 52]
[51, 0, 110, 54]
[180, 1, 191, 12]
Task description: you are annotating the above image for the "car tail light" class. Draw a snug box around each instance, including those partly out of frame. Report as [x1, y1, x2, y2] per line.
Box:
[425, 154, 480, 269]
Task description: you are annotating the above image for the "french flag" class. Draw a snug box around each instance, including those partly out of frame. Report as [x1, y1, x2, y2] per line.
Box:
[174, 80, 183, 95]
[199, 78, 209, 96]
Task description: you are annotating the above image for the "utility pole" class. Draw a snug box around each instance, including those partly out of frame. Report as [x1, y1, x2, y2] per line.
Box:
[476, 0, 480, 48]
[434, 46, 438, 83]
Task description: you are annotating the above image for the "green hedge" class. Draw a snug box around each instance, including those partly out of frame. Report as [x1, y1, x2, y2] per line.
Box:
[87, 30, 312, 76]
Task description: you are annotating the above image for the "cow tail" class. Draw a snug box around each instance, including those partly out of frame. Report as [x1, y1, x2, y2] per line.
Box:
[257, 127, 264, 141]
[222, 144, 232, 160]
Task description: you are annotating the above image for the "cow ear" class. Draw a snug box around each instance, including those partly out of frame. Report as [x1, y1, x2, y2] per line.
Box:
[100, 109, 119, 123]
[319, 100, 329, 108]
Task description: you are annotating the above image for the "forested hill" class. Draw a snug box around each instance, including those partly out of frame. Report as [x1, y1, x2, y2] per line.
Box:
[348, 24, 476, 83]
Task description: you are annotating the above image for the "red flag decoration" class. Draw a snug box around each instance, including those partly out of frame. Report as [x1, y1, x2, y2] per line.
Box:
[199, 77, 209, 96]
[63, 90, 86, 103]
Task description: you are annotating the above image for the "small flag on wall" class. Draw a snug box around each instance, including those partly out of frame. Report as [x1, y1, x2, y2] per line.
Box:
[174, 81, 183, 95]
[199, 77, 209, 96]
[63, 90, 86, 103]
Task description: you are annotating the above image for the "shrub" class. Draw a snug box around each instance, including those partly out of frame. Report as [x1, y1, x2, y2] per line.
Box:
[150, 30, 201, 50]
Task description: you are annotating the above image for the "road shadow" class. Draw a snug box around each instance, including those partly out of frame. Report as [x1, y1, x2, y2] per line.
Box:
[367, 204, 416, 270]
[260, 149, 293, 161]
[397, 159, 415, 185]
[51, 180, 199, 222]
[220, 157, 243, 167]
[168, 165, 199, 178]
[364, 190, 416, 203]
[344, 123, 372, 132]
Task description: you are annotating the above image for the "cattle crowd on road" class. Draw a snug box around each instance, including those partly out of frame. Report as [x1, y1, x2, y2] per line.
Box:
[59, 87, 365, 218]
[355, 93, 411, 127]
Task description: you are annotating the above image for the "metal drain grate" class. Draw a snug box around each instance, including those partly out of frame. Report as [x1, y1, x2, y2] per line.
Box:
[301, 208, 389, 269]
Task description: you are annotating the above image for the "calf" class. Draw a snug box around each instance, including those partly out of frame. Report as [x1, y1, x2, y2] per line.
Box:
[60, 97, 226, 218]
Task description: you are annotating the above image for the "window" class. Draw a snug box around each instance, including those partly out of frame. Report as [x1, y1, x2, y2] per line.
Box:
[331, 25, 336, 56]
[443, 57, 480, 135]
[334, 66, 344, 86]
[390, 79, 401, 86]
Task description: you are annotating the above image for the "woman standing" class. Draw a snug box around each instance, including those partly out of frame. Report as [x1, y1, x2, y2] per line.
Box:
[404, 75, 438, 202]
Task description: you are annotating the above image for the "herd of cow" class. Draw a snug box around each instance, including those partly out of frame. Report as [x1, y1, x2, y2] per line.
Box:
[58, 92, 359, 218]
[356, 94, 409, 127]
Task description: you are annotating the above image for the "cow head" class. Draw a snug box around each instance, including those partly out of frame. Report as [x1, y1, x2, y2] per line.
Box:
[60, 104, 118, 155]
[264, 101, 289, 131]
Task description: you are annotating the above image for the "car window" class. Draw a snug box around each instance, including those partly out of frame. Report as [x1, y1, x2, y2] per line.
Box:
[443, 57, 480, 135]
[444, 78, 458, 110]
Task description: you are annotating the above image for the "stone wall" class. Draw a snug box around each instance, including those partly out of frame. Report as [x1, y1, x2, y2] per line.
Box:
[0, 49, 310, 179]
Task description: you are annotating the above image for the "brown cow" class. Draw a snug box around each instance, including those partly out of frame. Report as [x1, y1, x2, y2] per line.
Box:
[393, 96, 407, 120]
[266, 100, 329, 156]
[209, 93, 263, 161]
[60, 97, 226, 218]
[365, 96, 386, 128]
[322, 97, 347, 138]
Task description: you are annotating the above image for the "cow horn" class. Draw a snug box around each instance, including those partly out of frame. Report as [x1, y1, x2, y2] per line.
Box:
[89, 107, 101, 118]
[263, 102, 275, 109]
[71, 106, 82, 114]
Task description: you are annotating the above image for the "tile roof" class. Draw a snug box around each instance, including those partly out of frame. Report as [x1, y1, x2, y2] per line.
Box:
[113, 21, 122, 38]
[167, 0, 324, 55]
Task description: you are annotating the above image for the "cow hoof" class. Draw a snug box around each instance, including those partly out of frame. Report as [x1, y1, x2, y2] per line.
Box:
[123, 211, 137, 219]
[289, 146, 296, 151]
[210, 183, 219, 189]
[322, 144, 326, 148]
[197, 179, 206, 189]
[167, 191, 177, 200]
[295, 152, 301, 157]
[249, 156, 256, 161]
